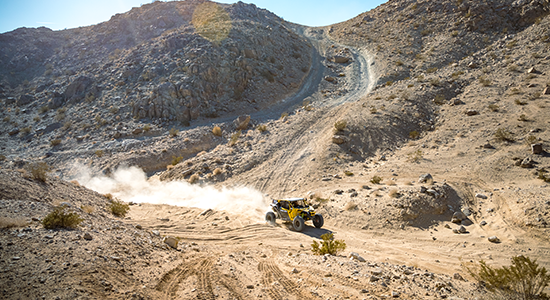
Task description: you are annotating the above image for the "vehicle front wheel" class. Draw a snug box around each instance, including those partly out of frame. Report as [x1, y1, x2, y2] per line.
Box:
[292, 216, 305, 232]
[265, 212, 276, 223]
[313, 214, 324, 229]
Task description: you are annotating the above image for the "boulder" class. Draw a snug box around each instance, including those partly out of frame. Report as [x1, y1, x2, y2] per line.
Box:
[532, 143, 543, 155]
[234, 115, 251, 130]
[349, 252, 366, 262]
[332, 135, 347, 144]
[333, 55, 350, 63]
[163, 236, 179, 249]
[63, 76, 94, 101]
[488, 236, 500, 243]
[451, 211, 466, 223]
[520, 157, 535, 168]
[543, 87, 550, 95]
[16, 94, 34, 106]
[458, 225, 467, 233]
[418, 173, 433, 184]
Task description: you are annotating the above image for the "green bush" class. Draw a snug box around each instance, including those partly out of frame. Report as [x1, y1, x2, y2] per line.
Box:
[169, 127, 179, 137]
[229, 130, 241, 146]
[407, 150, 423, 163]
[495, 128, 515, 142]
[370, 175, 383, 184]
[42, 206, 83, 229]
[334, 120, 347, 131]
[466, 255, 550, 300]
[50, 139, 61, 147]
[109, 199, 130, 217]
[257, 124, 267, 132]
[409, 130, 420, 139]
[25, 162, 51, 182]
[311, 233, 347, 255]
[171, 156, 183, 165]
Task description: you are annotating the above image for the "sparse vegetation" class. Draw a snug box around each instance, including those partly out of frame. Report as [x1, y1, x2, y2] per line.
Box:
[518, 114, 528, 122]
[538, 170, 550, 183]
[515, 99, 527, 106]
[229, 130, 241, 146]
[311, 233, 347, 256]
[81, 205, 94, 214]
[143, 124, 151, 132]
[24, 162, 51, 182]
[334, 120, 347, 131]
[407, 150, 423, 162]
[529, 92, 541, 101]
[95, 150, 104, 157]
[370, 175, 383, 184]
[171, 156, 183, 165]
[409, 130, 419, 139]
[169, 127, 179, 137]
[479, 75, 492, 86]
[212, 126, 222, 137]
[50, 139, 61, 147]
[257, 124, 267, 132]
[525, 135, 538, 145]
[494, 128, 515, 142]
[39, 105, 49, 114]
[189, 173, 200, 184]
[109, 199, 130, 218]
[466, 255, 550, 300]
[42, 206, 83, 229]
[488, 104, 500, 112]
[280, 112, 289, 119]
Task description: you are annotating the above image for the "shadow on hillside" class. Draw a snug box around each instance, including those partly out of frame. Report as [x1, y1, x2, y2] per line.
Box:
[300, 226, 333, 239]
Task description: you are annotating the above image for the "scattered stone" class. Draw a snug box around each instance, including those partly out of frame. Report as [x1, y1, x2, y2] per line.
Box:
[418, 173, 433, 184]
[152, 230, 160, 236]
[369, 275, 380, 282]
[291, 268, 300, 274]
[234, 115, 251, 130]
[132, 128, 143, 135]
[12, 256, 21, 261]
[321, 177, 331, 181]
[110, 256, 121, 261]
[451, 212, 466, 223]
[324, 76, 336, 82]
[452, 229, 459, 234]
[163, 236, 179, 249]
[246, 285, 254, 289]
[453, 273, 464, 281]
[543, 86, 550, 95]
[349, 252, 366, 262]
[458, 226, 467, 233]
[83, 233, 93, 240]
[332, 135, 347, 144]
[532, 143, 543, 155]
[135, 224, 142, 230]
[392, 291, 400, 298]
[468, 62, 477, 68]
[527, 67, 538, 74]
[482, 143, 495, 149]
[480, 220, 487, 226]
[360, 289, 369, 293]
[199, 208, 213, 217]
[334, 189, 344, 195]
[475, 193, 488, 199]
[333, 55, 350, 63]
[488, 236, 500, 243]
[465, 109, 479, 116]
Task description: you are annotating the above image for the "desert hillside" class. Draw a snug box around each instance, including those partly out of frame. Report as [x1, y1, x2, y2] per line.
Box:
[1, 0, 550, 299]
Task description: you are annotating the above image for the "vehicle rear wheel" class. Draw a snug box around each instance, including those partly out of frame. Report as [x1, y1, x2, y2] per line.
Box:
[265, 212, 276, 223]
[313, 214, 324, 229]
[292, 216, 305, 232]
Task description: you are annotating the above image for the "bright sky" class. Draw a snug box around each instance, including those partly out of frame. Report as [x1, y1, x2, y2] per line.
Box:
[0, 0, 387, 34]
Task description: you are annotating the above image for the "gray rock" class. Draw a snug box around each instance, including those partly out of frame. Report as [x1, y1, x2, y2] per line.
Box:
[332, 135, 347, 144]
[532, 143, 543, 154]
[488, 236, 500, 243]
[334, 189, 343, 195]
[135, 224, 142, 230]
[458, 225, 467, 233]
[152, 230, 160, 236]
[453, 273, 464, 281]
[333, 55, 350, 63]
[465, 109, 479, 116]
[349, 252, 366, 262]
[291, 268, 300, 274]
[234, 115, 251, 130]
[16, 94, 34, 106]
[480, 220, 487, 226]
[418, 173, 433, 184]
[369, 275, 380, 282]
[520, 157, 535, 168]
[163, 236, 179, 249]
[475, 193, 488, 199]
[83, 233, 93, 240]
[451, 211, 466, 223]
[391, 290, 400, 298]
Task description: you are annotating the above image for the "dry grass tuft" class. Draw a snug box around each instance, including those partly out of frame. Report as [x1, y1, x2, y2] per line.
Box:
[189, 173, 200, 184]
[344, 202, 357, 211]
[388, 188, 400, 198]
[212, 126, 222, 137]
[81, 205, 94, 214]
[0, 217, 28, 228]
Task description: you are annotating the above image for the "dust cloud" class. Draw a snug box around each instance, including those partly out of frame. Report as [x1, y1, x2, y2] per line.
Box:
[73, 165, 270, 218]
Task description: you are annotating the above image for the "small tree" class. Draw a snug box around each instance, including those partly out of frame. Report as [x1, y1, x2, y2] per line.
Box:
[42, 206, 83, 229]
[311, 233, 347, 255]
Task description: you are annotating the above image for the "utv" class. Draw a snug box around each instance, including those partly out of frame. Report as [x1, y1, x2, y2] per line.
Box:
[265, 197, 324, 232]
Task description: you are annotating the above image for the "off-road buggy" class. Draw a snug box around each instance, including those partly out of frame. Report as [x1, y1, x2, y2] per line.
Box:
[265, 197, 324, 232]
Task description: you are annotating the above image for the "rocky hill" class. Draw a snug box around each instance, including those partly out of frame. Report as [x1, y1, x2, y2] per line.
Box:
[2, 0, 550, 299]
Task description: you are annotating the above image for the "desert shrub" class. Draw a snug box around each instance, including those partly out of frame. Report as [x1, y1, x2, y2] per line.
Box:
[50, 139, 61, 147]
[109, 199, 130, 217]
[104, 193, 113, 200]
[20, 126, 32, 135]
[109, 106, 119, 114]
[344, 202, 357, 211]
[430, 78, 440, 86]
[169, 127, 179, 137]
[213, 168, 222, 175]
[395, 60, 404, 66]
[81, 205, 94, 214]
[25, 162, 51, 182]
[466, 255, 550, 300]
[143, 124, 151, 132]
[0, 217, 28, 228]
[39, 105, 49, 114]
[518, 114, 528, 122]
[42, 206, 83, 229]
[386, 81, 393, 87]
[479, 75, 492, 86]
[212, 126, 222, 137]
[370, 175, 383, 184]
[407, 150, 423, 162]
[538, 170, 550, 183]
[495, 128, 515, 142]
[95, 150, 104, 158]
[229, 130, 241, 146]
[189, 173, 200, 184]
[280, 112, 289, 119]
[426, 67, 437, 73]
[433, 94, 446, 105]
[529, 92, 541, 101]
[421, 29, 431, 36]
[311, 233, 347, 256]
[508, 64, 519, 72]
[409, 130, 420, 139]
[451, 30, 459, 37]
[171, 156, 183, 165]
[0, 155, 5, 161]
[334, 120, 347, 131]
[451, 70, 464, 79]
[257, 124, 267, 132]
[62, 121, 72, 131]
[388, 188, 400, 198]
[488, 104, 500, 112]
